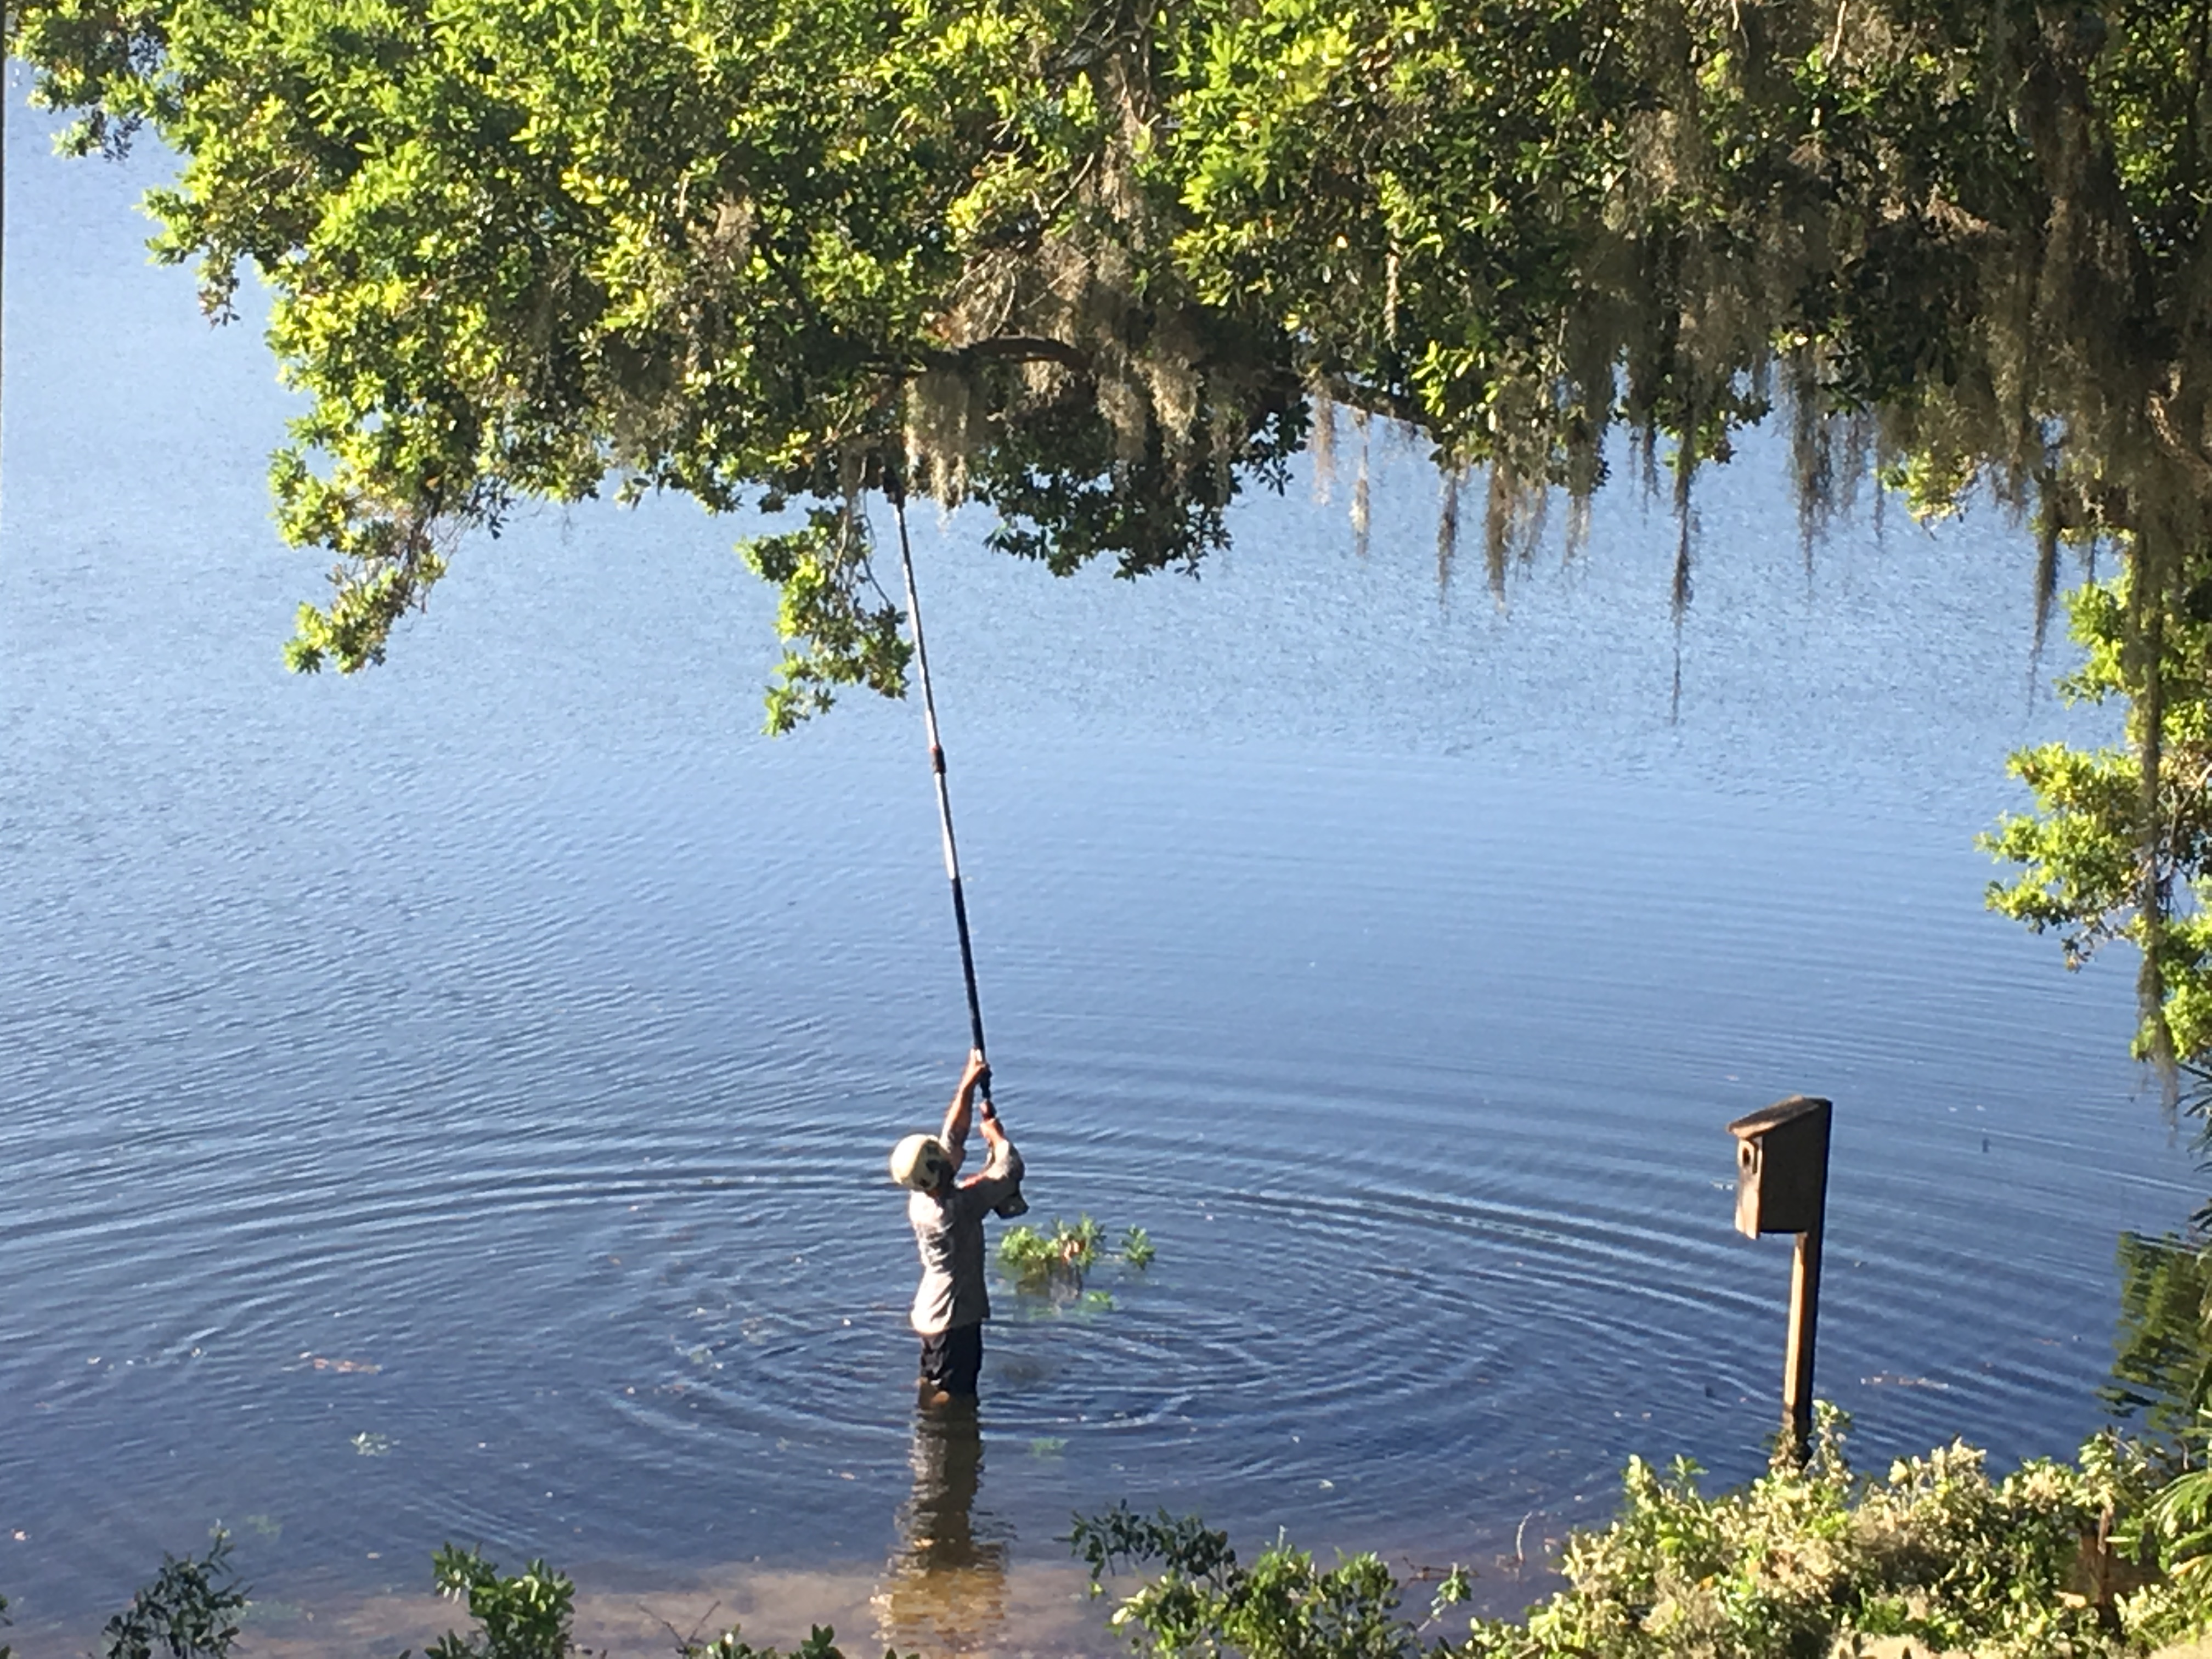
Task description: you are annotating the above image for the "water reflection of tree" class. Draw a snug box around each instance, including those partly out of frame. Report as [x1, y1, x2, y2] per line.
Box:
[873, 1404, 1011, 1657]
[2109, 1220, 2212, 1465]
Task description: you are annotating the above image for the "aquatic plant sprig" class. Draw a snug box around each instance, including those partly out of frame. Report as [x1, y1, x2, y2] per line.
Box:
[998, 1215, 1155, 1293]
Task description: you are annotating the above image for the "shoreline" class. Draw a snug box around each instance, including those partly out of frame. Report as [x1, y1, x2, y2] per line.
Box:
[0, 1532, 1568, 1658]
[4, 1558, 1111, 1659]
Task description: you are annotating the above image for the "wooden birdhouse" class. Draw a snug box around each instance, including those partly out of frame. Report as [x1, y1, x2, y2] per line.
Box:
[1727, 1095, 1832, 1240]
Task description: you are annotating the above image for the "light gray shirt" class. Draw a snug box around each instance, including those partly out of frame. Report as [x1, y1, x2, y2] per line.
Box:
[907, 1136, 1023, 1335]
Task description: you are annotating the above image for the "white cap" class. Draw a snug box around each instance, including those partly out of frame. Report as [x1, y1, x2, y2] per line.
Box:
[889, 1133, 953, 1192]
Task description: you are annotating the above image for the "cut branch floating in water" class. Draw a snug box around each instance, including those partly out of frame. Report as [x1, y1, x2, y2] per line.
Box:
[997, 1216, 1154, 1298]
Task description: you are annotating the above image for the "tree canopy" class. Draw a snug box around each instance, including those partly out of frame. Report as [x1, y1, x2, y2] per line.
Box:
[16, 0, 2212, 1064]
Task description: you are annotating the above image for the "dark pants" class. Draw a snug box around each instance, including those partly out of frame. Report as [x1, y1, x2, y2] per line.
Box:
[918, 1323, 983, 1397]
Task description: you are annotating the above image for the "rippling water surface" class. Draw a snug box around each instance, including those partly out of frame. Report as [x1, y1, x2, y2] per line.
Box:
[1, 93, 2201, 1652]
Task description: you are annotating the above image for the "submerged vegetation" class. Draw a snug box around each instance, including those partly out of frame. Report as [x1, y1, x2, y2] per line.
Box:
[17, 0, 2212, 1060]
[10, 1543, 899, 1659]
[424, 1547, 924, 1659]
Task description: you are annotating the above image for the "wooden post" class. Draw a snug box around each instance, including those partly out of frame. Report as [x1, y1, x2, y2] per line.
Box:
[1782, 1221, 1822, 1460]
[3, 41, 9, 459]
[1726, 1096, 1833, 1465]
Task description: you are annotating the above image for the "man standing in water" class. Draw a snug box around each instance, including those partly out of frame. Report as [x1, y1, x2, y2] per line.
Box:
[889, 1050, 1024, 1404]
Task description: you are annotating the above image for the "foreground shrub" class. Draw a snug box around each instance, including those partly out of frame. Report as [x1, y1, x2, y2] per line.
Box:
[1073, 1501, 1466, 1659]
[1078, 1409, 2212, 1659]
[1467, 1415, 2147, 1659]
[98, 1531, 247, 1659]
[424, 1547, 577, 1659]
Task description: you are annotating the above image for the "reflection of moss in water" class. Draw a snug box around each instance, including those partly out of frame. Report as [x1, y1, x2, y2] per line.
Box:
[2109, 1226, 2212, 1458]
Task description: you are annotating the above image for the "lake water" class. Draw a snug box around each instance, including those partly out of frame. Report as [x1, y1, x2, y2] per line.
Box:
[2, 88, 2203, 1656]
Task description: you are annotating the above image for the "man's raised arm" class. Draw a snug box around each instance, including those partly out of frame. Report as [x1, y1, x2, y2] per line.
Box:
[938, 1048, 990, 1172]
[961, 1086, 1023, 1206]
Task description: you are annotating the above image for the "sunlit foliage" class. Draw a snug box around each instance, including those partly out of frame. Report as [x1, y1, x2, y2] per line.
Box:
[1076, 1412, 2212, 1658]
[427, 1547, 575, 1659]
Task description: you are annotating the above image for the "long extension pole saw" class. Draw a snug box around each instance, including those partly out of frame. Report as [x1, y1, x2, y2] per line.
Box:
[890, 483, 1025, 1215]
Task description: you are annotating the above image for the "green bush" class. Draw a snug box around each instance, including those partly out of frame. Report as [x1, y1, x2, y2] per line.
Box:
[1468, 1413, 2143, 1659]
[99, 1531, 247, 1659]
[424, 1547, 576, 1659]
[1071, 1503, 1463, 1659]
[1075, 1410, 2212, 1659]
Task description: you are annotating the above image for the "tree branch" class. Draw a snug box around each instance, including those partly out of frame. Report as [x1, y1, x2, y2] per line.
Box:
[922, 334, 1095, 373]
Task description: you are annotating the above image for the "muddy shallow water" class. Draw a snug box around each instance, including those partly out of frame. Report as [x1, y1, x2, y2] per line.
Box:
[1, 87, 2200, 1656]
